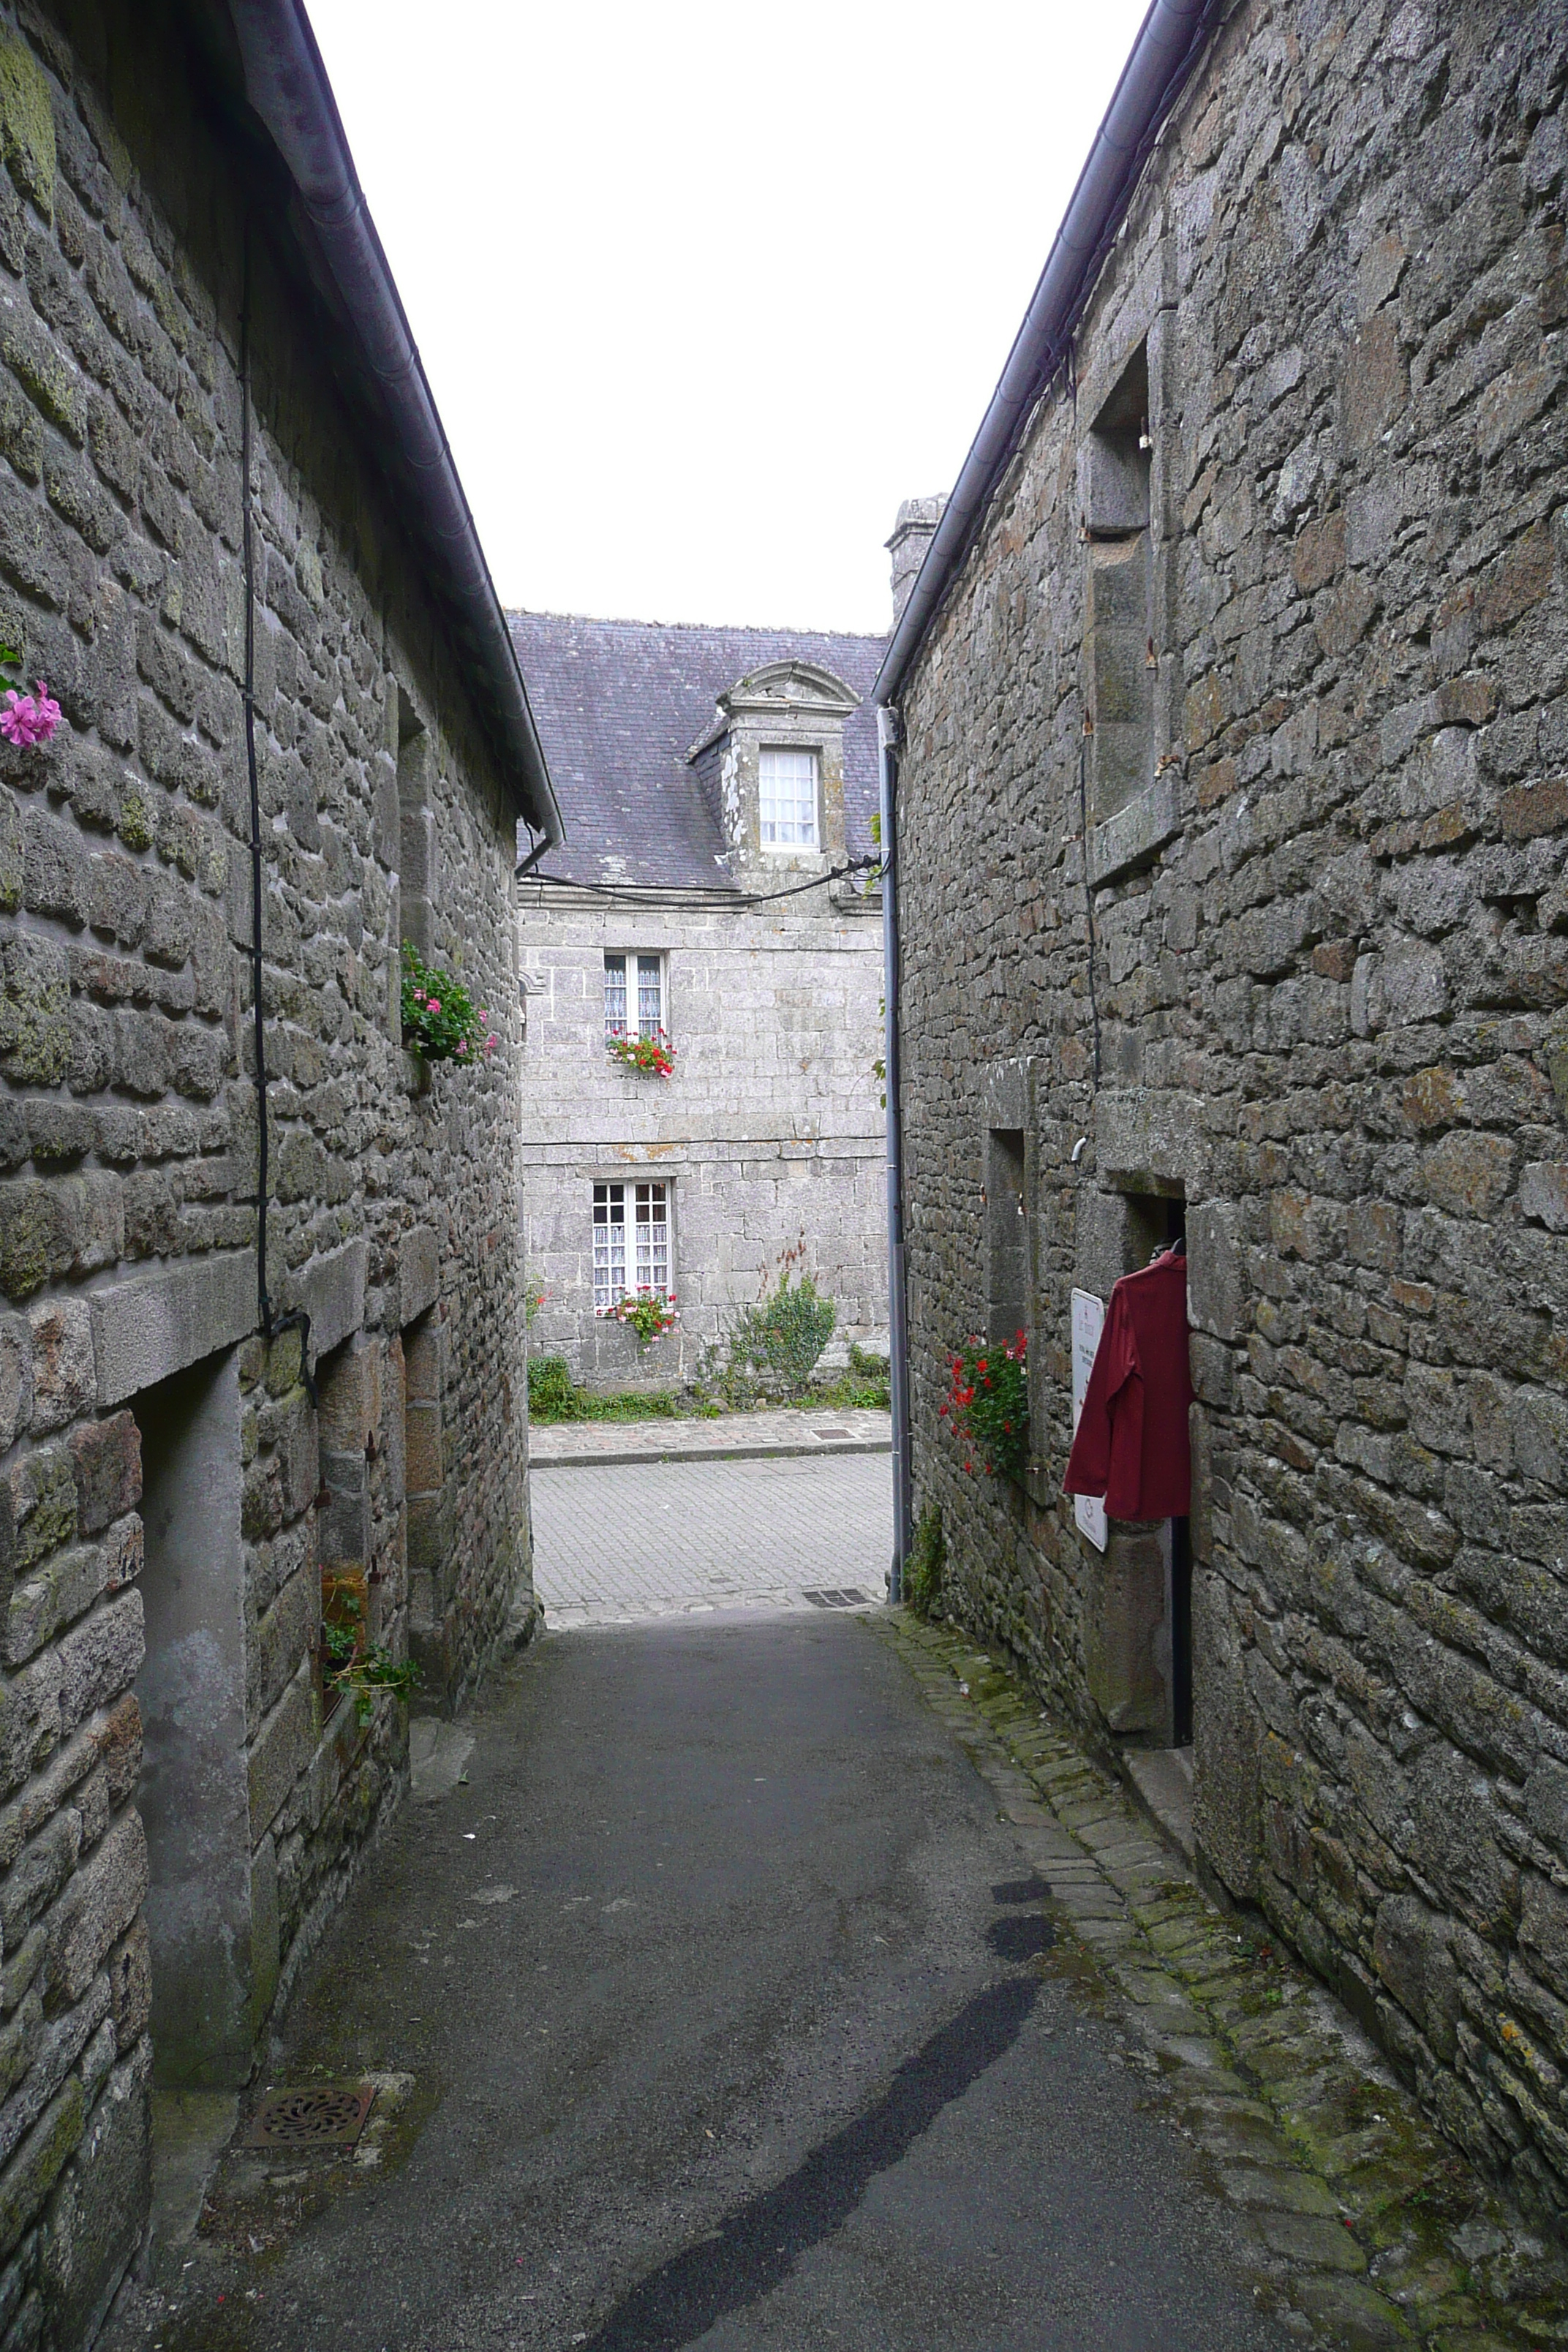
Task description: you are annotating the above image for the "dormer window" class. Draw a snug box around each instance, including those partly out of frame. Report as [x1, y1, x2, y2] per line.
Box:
[758, 747, 819, 850]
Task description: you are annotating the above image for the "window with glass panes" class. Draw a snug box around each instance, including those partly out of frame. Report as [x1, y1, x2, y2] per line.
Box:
[592, 1180, 669, 1308]
[758, 747, 818, 848]
[604, 953, 663, 1039]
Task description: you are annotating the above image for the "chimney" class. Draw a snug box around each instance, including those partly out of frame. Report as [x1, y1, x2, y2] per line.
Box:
[886, 496, 946, 630]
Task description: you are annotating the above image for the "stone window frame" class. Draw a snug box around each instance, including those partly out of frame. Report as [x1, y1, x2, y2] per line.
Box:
[603, 951, 666, 1043]
[592, 1178, 673, 1309]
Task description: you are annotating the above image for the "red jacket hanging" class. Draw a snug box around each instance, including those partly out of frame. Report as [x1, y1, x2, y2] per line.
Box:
[1063, 1251, 1192, 1519]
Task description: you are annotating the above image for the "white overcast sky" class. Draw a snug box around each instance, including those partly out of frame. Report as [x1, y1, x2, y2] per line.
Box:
[305, 0, 1149, 636]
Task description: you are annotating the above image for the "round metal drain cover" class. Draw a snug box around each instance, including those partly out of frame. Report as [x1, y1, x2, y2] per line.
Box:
[242, 2082, 377, 2149]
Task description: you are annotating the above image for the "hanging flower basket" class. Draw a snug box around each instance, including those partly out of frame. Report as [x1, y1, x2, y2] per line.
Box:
[597, 1290, 679, 1345]
[400, 941, 497, 1065]
[939, 1330, 1028, 1478]
[606, 1028, 675, 1077]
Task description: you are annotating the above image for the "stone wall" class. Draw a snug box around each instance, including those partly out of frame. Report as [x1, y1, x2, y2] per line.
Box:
[519, 888, 887, 1386]
[0, 1, 532, 2334]
[892, 0, 1568, 2225]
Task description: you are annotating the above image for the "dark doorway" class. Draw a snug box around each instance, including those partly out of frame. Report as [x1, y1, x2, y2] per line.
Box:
[135, 1349, 263, 2087]
[1162, 1194, 1192, 1750]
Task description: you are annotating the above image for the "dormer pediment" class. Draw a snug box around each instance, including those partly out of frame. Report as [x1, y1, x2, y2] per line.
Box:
[685, 661, 861, 764]
[720, 660, 861, 720]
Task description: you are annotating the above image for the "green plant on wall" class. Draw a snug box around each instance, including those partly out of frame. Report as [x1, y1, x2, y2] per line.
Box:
[322, 1590, 414, 1725]
[526, 1356, 683, 1425]
[699, 1243, 836, 1409]
[905, 1504, 945, 1619]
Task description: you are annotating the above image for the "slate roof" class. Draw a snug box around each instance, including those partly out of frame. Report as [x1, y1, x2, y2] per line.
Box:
[508, 614, 887, 890]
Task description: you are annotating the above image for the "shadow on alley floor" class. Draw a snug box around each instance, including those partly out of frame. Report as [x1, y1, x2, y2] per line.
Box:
[103, 1608, 1302, 2352]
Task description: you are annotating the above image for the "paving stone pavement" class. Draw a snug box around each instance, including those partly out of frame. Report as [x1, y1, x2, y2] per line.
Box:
[529, 1451, 894, 1625]
[875, 1609, 1568, 2352]
[528, 1403, 892, 1469]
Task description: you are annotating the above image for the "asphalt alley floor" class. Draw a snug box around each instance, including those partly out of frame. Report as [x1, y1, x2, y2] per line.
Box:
[105, 1612, 1294, 2352]
[103, 1608, 1568, 2352]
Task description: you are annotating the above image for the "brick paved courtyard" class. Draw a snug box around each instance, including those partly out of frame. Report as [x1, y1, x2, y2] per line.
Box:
[530, 1452, 894, 1625]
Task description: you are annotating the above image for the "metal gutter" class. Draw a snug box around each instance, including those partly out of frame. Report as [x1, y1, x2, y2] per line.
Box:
[878, 706, 911, 1599]
[872, 0, 1223, 710]
[222, 0, 562, 846]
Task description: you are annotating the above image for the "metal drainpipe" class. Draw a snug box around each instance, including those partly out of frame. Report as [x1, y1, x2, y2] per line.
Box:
[878, 704, 912, 1601]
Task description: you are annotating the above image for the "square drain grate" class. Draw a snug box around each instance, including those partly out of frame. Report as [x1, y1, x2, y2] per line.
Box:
[242, 2082, 378, 2149]
[802, 1587, 872, 1609]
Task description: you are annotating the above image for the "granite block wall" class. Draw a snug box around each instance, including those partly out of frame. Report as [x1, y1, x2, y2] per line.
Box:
[519, 892, 887, 1385]
[0, 1, 532, 2334]
[892, 0, 1568, 2225]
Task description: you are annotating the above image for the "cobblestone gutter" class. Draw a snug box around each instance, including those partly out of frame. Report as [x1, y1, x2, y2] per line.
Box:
[873, 1608, 1568, 2351]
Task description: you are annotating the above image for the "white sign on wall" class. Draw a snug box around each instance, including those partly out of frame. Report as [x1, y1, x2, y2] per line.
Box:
[1070, 1288, 1108, 1553]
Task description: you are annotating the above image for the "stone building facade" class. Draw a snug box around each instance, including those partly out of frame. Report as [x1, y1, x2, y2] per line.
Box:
[513, 614, 887, 1388]
[885, 0, 1568, 2226]
[0, 2, 552, 2337]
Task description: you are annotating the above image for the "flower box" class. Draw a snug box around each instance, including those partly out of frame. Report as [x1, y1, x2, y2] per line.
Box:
[606, 1028, 675, 1077]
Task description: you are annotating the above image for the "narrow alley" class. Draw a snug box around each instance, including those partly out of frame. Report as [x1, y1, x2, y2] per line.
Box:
[102, 1575, 1280, 2349]
[103, 1455, 1567, 2352]
[1, 2, 1567, 2345]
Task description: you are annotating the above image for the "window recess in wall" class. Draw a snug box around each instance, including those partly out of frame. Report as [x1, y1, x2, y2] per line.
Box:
[759, 746, 819, 849]
[397, 694, 434, 958]
[593, 1180, 671, 1308]
[1079, 336, 1178, 888]
[984, 1128, 1028, 1348]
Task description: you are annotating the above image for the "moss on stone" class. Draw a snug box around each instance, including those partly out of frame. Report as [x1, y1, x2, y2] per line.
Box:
[0, 314, 81, 444]
[0, 32, 54, 221]
[0, 2077, 84, 2258]
[0, 1186, 51, 1298]
[116, 789, 151, 854]
[15, 1447, 78, 1572]
[0, 790, 18, 913]
[0, 938, 69, 1086]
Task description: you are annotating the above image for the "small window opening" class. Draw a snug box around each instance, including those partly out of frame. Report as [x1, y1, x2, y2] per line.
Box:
[398, 693, 434, 959]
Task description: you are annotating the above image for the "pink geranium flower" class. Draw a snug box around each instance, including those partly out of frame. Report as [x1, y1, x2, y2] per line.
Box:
[0, 680, 61, 747]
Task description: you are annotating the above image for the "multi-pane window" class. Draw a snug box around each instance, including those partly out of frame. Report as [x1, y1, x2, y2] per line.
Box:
[604, 953, 663, 1039]
[592, 1181, 670, 1308]
[758, 747, 818, 848]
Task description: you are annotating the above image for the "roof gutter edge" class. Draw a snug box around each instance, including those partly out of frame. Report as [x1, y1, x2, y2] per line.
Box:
[223, 0, 563, 847]
[872, 0, 1224, 710]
